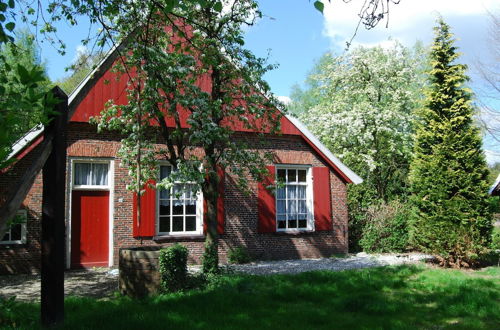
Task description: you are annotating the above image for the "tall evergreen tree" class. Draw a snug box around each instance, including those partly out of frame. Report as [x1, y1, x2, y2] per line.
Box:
[409, 19, 492, 268]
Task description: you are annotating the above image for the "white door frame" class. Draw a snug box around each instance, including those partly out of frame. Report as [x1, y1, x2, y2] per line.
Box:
[66, 157, 115, 269]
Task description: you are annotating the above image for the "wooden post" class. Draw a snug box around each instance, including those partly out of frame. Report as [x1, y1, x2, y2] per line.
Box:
[41, 87, 68, 327]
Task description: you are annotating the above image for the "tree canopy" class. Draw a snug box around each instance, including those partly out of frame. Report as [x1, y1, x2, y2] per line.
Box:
[0, 29, 52, 169]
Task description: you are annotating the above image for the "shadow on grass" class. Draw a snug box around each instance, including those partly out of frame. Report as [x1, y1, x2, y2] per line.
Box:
[4, 265, 499, 329]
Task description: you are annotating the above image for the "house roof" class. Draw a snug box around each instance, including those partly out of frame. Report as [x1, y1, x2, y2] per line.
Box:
[7, 39, 363, 185]
[489, 174, 500, 196]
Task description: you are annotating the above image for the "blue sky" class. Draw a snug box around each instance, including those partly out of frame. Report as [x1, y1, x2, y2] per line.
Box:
[31, 0, 500, 163]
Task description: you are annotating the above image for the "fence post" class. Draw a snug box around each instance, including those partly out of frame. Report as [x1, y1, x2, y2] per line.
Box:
[41, 86, 68, 327]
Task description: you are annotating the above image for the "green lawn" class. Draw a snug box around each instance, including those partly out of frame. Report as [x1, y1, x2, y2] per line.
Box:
[2, 265, 499, 329]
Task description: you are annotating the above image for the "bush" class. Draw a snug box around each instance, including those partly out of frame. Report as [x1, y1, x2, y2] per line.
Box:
[228, 246, 251, 264]
[202, 240, 219, 274]
[359, 199, 412, 253]
[158, 244, 188, 293]
[492, 227, 500, 250]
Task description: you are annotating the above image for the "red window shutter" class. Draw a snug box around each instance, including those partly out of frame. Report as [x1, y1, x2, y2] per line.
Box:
[203, 167, 225, 235]
[217, 166, 225, 234]
[258, 165, 276, 233]
[133, 180, 157, 237]
[313, 167, 332, 231]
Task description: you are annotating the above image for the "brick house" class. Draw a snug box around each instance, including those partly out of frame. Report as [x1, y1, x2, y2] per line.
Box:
[0, 44, 362, 275]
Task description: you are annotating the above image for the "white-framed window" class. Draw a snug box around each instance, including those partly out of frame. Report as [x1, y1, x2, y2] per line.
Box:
[73, 161, 109, 189]
[1, 210, 27, 244]
[276, 165, 313, 231]
[157, 165, 203, 235]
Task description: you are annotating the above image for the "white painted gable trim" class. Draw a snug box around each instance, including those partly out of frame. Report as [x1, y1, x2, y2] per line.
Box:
[285, 115, 363, 185]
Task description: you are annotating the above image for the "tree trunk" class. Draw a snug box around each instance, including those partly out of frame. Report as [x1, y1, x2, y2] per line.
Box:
[202, 168, 219, 274]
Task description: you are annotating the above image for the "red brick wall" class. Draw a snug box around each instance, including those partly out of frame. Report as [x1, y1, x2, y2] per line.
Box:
[0, 123, 348, 274]
[0, 143, 44, 274]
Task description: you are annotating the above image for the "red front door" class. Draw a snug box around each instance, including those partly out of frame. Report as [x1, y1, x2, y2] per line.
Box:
[71, 190, 109, 268]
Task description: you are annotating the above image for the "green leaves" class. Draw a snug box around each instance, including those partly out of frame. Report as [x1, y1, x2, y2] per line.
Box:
[313, 1, 324, 13]
[213, 1, 223, 13]
[5, 21, 13, 31]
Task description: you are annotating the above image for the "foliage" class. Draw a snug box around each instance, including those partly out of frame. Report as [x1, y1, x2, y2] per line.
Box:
[158, 244, 189, 293]
[227, 246, 252, 264]
[492, 227, 500, 250]
[298, 42, 427, 203]
[202, 240, 220, 274]
[5, 265, 500, 329]
[0, 296, 37, 329]
[409, 19, 493, 268]
[294, 42, 427, 250]
[488, 162, 500, 185]
[359, 199, 412, 253]
[56, 47, 105, 95]
[83, 0, 283, 273]
[0, 29, 52, 169]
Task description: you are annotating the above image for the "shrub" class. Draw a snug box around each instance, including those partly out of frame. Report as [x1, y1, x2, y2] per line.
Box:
[228, 246, 251, 264]
[158, 244, 188, 293]
[202, 240, 219, 274]
[492, 227, 500, 250]
[359, 199, 411, 253]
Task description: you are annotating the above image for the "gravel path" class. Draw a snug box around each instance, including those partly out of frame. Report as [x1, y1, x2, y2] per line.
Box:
[227, 253, 434, 275]
[0, 253, 433, 302]
[0, 268, 119, 302]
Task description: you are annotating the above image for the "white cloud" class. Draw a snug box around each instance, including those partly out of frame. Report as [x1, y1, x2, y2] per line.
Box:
[277, 95, 291, 105]
[322, 0, 498, 50]
[72, 44, 89, 64]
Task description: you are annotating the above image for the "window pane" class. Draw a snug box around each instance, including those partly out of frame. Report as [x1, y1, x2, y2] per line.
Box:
[2, 232, 9, 241]
[287, 185, 296, 199]
[277, 169, 286, 181]
[287, 200, 296, 214]
[185, 216, 196, 231]
[185, 184, 197, 200]
[277, 220, 286, 229]
[159, 188, 170, 199]
[74, 163, 91, 185]
[298, 170, 307, 182]
[276, 187, 285, 199]
[297, 186, 306, 199]
[288, 169, 296, 182]
[298, 219, 307, 228]
[92, 163, 108, 185]
[277, 214, 286, 221]
[172, 201, 183, 215]
[160, 166, 171, 180]
[277, 200, 286, 214]
[159, 217, 170, 232]
[298, 200, 307, 213]
[159, 200, 170, 215]
[172, 217, 183, 232]
[289, 219, 298, 229]
[185, 200, 196, 215]
[173, 184, 184, 199]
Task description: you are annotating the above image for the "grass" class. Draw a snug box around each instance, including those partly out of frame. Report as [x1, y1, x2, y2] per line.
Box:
[2, 265, 499, 329]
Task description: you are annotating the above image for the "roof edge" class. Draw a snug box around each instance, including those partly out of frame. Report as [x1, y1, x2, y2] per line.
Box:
[285, 114, 363, 185]
[7, 39, 124, 161]
[7, 125, 44, 160]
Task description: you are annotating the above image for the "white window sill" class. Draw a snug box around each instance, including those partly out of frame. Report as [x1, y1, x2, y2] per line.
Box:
[153, 234, 205, 242]
[0, 241, 26, 246]
[274, 229, 315, 235]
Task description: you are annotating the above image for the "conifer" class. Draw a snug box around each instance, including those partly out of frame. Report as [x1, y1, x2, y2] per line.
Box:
[409, 19, 492, 268]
